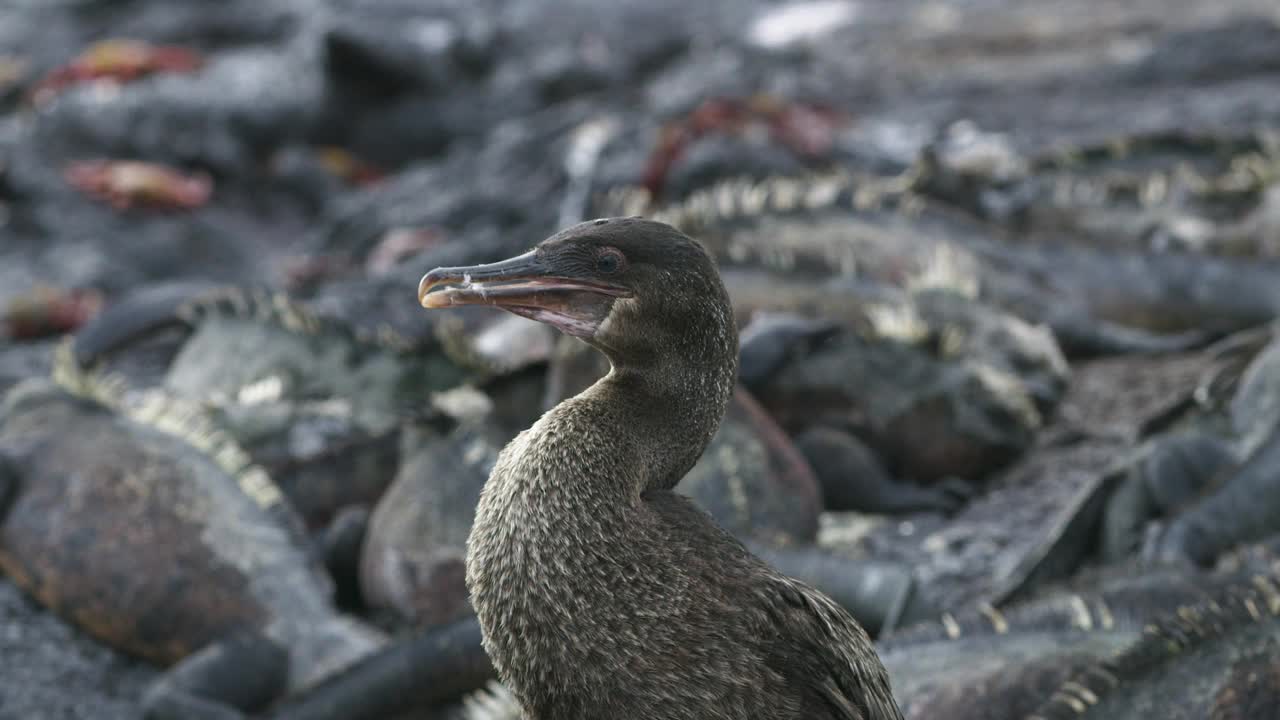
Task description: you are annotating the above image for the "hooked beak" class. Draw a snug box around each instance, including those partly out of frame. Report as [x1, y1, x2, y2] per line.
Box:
[418, 250, 632, 338]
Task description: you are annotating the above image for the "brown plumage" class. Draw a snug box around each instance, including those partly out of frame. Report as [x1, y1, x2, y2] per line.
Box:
[419, 217, 904, 720]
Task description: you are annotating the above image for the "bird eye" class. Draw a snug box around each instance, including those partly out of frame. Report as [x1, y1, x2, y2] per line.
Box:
[596, 248, 625, 274]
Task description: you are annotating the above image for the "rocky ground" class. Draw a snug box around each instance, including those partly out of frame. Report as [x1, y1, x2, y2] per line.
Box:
[3, 0, 1280, 717]
[0, 579, 152, 719]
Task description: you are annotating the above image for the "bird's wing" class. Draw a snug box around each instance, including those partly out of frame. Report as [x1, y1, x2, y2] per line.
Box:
[644, 489, 905, 720]
[754, 573, 907, 720]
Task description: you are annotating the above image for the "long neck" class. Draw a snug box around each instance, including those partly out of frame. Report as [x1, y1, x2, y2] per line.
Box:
[588, 340, 736, 493]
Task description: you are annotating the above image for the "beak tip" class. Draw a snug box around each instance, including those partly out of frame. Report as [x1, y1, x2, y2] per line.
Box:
[417, 272, 439, 308]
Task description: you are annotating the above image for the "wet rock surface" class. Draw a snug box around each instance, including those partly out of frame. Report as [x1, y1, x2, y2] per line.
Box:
[4, 0, 1280, 716]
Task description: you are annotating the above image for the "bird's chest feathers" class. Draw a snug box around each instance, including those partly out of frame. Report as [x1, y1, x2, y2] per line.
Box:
[469, 430, 641, 612]
[466, 423, 687, 683]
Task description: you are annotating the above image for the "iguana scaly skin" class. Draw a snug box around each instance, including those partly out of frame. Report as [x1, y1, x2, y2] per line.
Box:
[881, 561, 1276, 720]
[1, 342, 383, 693]
[1029, 567, 1280, 720]
[70, 284, 490, 524]
[993, 326, 1280, 605]
[594, 166, 1280, 357]
[919, 129, 1280, 257]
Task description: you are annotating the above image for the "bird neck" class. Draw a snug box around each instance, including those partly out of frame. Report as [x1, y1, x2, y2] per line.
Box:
[586, 346, 736, 493]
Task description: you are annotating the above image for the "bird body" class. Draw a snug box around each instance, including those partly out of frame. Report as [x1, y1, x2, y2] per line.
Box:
[420, 218, 904, 720]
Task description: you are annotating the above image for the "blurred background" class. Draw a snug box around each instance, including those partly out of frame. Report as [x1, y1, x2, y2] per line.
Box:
[3, 1, 1280, 718]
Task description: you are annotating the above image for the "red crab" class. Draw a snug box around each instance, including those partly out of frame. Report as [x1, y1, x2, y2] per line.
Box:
[33, 39, 202, 102]
[641, 93, 846, 198]
[3, 287, 104, 340]
[65, 160, 212, 211]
